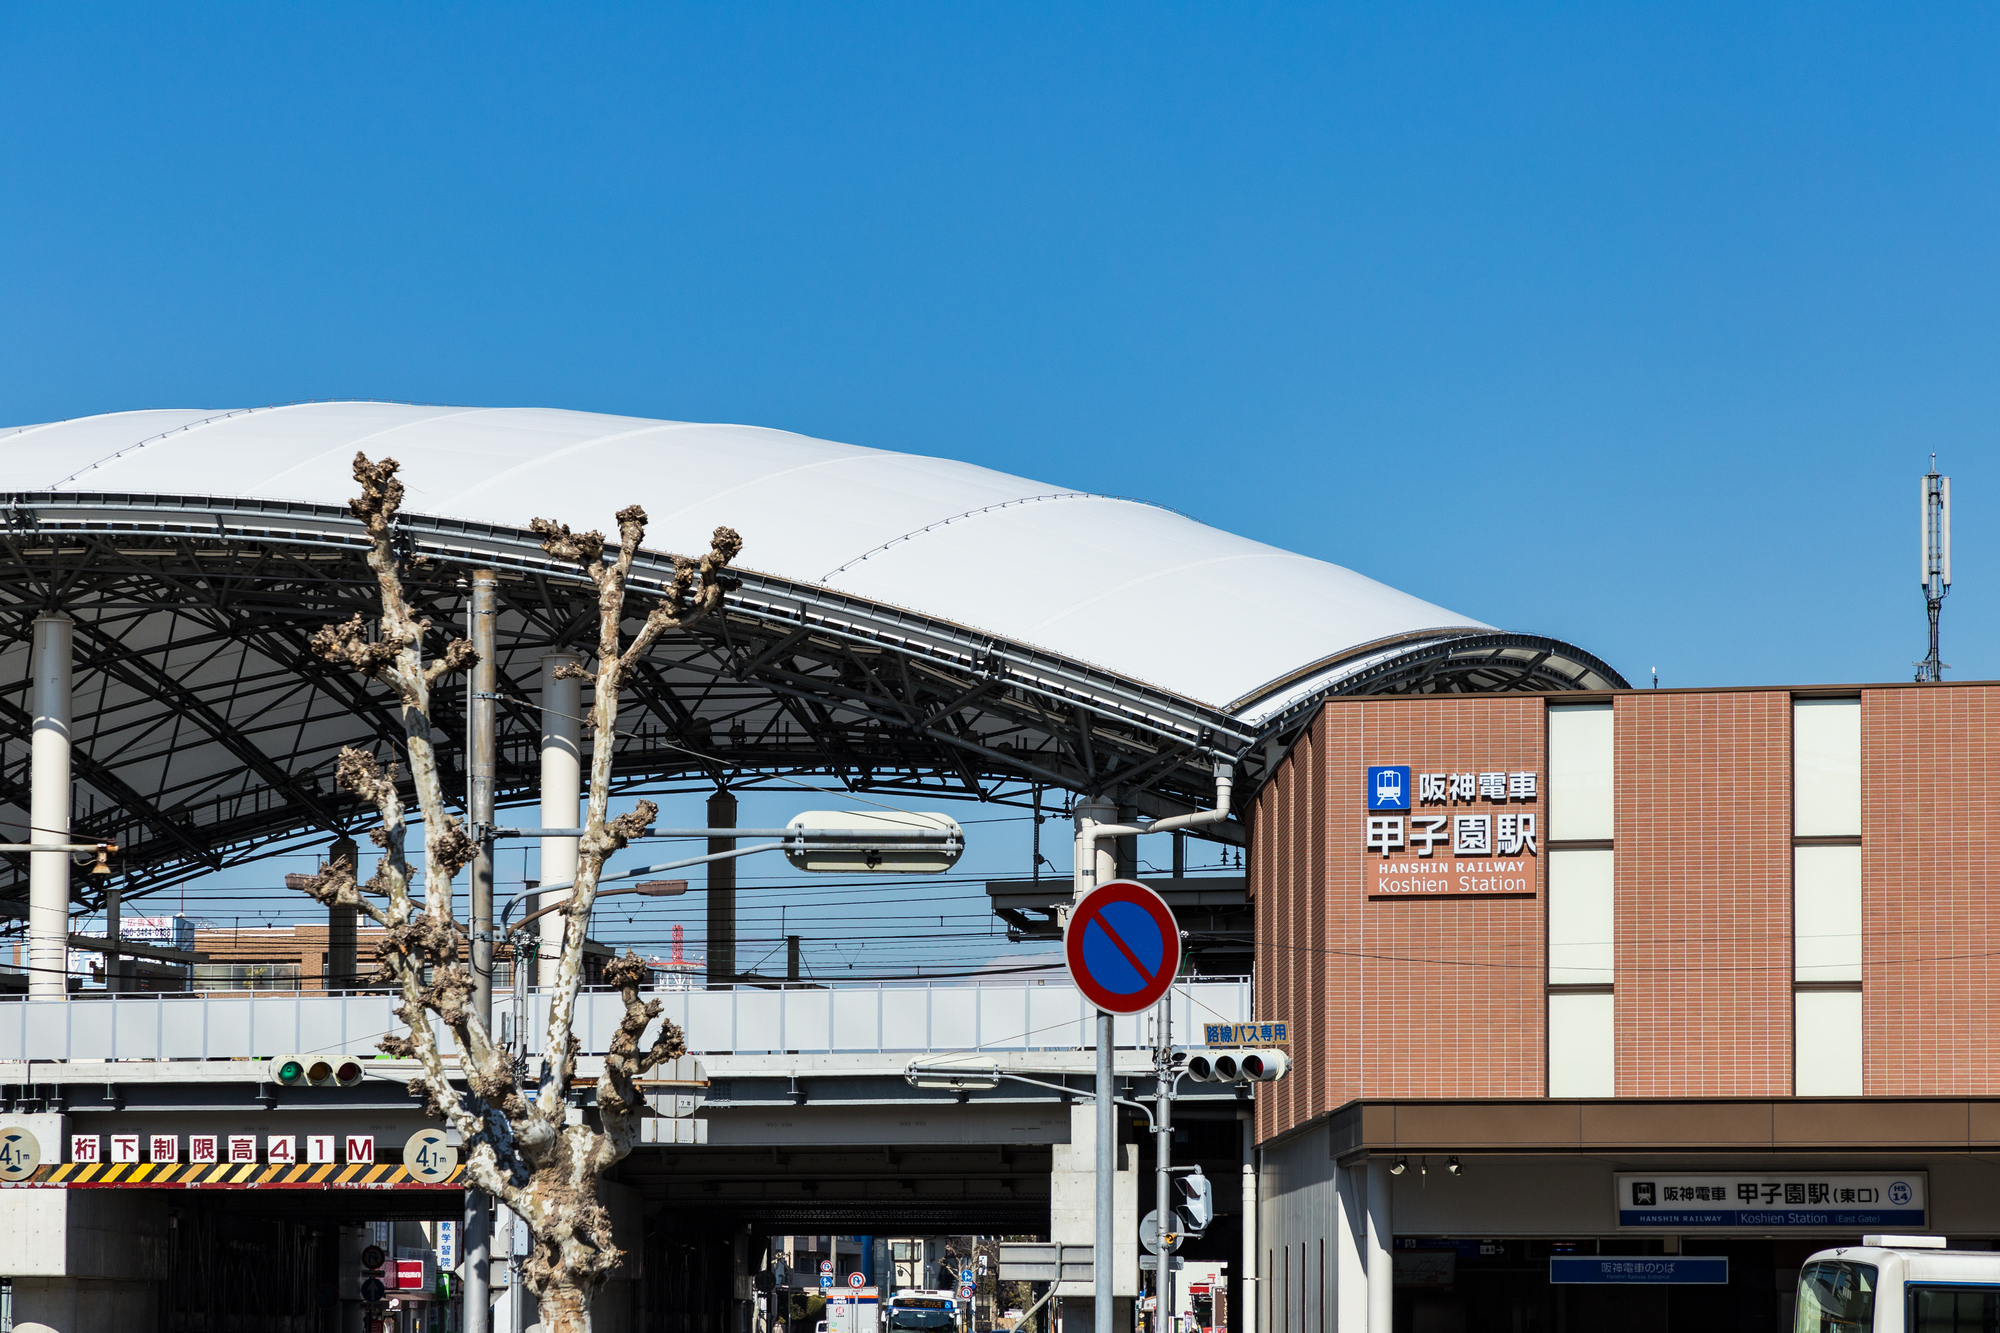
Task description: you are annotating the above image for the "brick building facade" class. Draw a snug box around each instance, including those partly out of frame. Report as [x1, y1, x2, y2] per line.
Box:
[1249, 680, 2000, 1333]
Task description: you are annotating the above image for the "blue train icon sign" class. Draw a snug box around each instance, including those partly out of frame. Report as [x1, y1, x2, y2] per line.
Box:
[1366, 765, 1410, 811]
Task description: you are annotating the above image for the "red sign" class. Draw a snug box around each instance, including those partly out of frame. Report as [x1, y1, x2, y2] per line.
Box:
[395, 1259, 425, 1290]
[1064, 880, 1180, 1015]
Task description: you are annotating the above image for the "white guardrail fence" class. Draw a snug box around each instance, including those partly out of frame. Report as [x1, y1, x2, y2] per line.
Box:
[0, 978, 1253, 1063]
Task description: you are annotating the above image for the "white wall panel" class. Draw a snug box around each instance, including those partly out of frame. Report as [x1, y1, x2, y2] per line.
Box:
[1794, 698, 1861, 837]
[1547, 991, 1614, 1098]
[1795, 989, 1863, 1096]
[1795, 846, 1862, 983]
[1548, 705, 1614, 841]
[1548, 850, 1614, 986]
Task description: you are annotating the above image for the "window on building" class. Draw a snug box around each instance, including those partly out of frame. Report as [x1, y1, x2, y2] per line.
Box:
[191, 962, 302, 992]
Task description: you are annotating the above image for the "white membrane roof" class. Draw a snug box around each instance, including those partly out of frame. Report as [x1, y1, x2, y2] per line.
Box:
[2, 403, 1489, 714]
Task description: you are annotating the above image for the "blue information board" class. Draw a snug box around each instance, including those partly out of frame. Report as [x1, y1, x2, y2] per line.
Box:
[1549, 1257, 1728, 1285]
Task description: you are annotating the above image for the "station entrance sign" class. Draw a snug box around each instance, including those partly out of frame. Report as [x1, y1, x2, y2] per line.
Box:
[1064, 879, 1180, 1015]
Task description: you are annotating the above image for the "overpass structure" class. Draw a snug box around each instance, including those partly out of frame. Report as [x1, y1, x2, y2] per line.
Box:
[2, 977, 1256, 1328]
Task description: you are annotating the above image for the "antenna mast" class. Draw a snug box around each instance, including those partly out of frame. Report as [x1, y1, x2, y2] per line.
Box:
[1917, 455, 1952, 682]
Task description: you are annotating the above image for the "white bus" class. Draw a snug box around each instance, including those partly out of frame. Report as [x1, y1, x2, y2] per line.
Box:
[883, 1290, 960, 1333]
[1796, 1236, 2000, 1332]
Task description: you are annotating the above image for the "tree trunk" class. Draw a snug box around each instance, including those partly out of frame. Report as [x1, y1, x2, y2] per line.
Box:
[538, 1277, 593, 1333]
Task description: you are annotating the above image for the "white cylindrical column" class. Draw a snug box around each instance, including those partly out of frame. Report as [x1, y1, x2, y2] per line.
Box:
[538, 653, 582, 989]
[1072, 797, 1119, 903]
[1241, 1114, 1258, 1333]
[29, 613, 73, 1002]
[1365, 1158, 1393, 1333]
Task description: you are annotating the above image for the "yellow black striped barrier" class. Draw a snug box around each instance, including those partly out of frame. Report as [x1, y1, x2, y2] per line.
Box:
[1, 1161, 464, 1189]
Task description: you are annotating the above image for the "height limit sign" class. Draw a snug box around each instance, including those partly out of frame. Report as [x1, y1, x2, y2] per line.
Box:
[1065, 879, 1180, 1015]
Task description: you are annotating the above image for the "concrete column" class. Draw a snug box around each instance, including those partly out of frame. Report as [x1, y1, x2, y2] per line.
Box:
[29, 613, 73, 1002]
[326, 837, 358, 989]
[538, 653, 583, 989]
[1073, 798, 1119, 903]
[1335, 1165, 1368, 1333]
[1364, 1159, 1393, 1333]
[706, 789, 737, 988]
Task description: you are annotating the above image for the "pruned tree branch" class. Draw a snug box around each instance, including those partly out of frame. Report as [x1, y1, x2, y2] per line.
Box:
[285, 453, 742, 1332]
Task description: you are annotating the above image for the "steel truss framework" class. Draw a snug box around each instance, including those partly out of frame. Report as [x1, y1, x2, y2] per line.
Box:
[0, 491, 1626, 914]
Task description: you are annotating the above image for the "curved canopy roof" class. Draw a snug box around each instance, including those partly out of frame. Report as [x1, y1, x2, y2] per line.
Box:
[7, 402, 1515, 718]
[0, 402, 1623, 904]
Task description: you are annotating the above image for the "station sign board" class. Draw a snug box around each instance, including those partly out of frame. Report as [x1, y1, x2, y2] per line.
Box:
[1550, 1257, 1728, 1285]
[1615, 1172, 1926, 1230]
[1363, 762, 1540, 899]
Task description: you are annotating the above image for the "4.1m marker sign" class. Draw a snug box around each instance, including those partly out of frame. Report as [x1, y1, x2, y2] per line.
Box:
[1065, 880, 1180, 1015]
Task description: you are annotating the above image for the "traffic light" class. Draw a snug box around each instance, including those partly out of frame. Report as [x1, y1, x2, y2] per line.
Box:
[1183, 1051, 1287, 1083]
[1241, 1050, 1290, 1081]
[269, 1055, 366, 1087]
[1174, 1170, 1214, 1236]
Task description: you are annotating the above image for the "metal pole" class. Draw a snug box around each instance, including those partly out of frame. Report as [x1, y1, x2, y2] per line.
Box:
[539, 653, 582, 988]
[466, 570, 498, 1333]
[707, 789, 737, 989]
[1073, 795, 1119, 1333]
[1097, 1009, 1115, 1333]
[29, 612, 73, 1002]
[1155, 998, 1172, 1333]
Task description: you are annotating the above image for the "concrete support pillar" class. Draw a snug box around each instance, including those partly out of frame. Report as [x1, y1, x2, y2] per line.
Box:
[706, 789, 737, 988]
[538, 652, 583, 989]
[1335, 1165, 1368, 1333]
[1073, 798, 1119, 903]
[29, 613, 73, 1002]
[1365, 1159, 1393, 1333]
[326, 837, 358, 989]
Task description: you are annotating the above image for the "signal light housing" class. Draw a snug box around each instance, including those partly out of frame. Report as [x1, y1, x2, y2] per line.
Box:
[1174, 1170, 1215, 1235]
[1184, 1055, 1217, 1083]
[1242, 1050, 1291, 1082]
[270, 1055, 365, 1088]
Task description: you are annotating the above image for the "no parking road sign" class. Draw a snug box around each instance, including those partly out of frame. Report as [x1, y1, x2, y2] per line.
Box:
[1065, 879, 1181, 1015]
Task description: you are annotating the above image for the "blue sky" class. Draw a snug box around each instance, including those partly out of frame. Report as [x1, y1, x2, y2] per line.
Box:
[6, 5, 1995, 971]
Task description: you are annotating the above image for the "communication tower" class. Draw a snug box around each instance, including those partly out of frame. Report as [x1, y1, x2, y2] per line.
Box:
[1917, 457, 1952, 682]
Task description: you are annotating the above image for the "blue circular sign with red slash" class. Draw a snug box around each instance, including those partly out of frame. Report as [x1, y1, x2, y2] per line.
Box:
[1065, 879, 1181, 1014]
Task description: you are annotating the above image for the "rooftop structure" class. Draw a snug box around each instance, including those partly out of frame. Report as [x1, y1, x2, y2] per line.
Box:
[0, 402, 1622, 908]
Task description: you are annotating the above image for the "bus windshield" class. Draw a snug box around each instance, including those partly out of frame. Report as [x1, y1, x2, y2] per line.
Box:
[1797, 1261, 1878, 1333]
[886, 1311, 955, 1331]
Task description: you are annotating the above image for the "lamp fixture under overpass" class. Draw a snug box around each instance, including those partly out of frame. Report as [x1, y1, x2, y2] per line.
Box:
[493, 813, 965, 935]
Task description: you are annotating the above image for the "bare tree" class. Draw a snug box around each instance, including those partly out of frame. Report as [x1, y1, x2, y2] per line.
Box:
[294, 453, 741, 1332]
